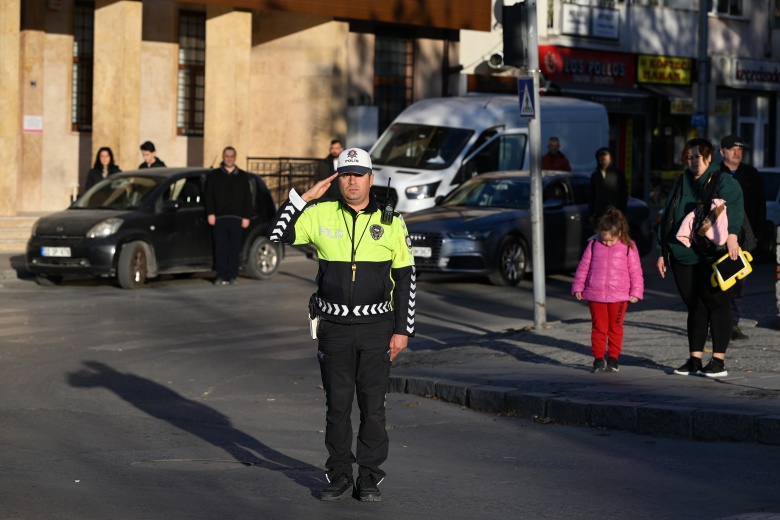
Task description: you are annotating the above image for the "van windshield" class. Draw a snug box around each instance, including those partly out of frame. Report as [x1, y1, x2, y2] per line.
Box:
[371, 123, 474, 171]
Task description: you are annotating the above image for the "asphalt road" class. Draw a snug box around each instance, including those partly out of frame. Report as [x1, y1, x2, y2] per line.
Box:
[2, 249, 780, 519]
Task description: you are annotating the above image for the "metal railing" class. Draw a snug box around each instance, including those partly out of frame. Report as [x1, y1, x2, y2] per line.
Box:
[246, 157, 322, 206]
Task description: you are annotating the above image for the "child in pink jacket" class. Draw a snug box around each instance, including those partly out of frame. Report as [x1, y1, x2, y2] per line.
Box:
[572, 208, 644, 373]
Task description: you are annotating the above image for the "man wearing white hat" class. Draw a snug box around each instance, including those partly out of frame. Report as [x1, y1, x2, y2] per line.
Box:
[268, 148, 416, 502]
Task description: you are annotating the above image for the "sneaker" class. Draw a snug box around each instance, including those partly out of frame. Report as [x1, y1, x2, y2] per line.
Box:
[355, 474, 381, 502]
[321, 473, 353, 501]
[606, 357, 619, 372]
[731, 325, 749, 341]
[673, 356, 703, 376]
[698, 358, 728, 378]
[592, 358, 606, 373]
[213, 278, 229, 286]
[229, 278, 238, 285]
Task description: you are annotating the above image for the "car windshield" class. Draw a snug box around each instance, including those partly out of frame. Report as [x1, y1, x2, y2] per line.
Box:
[760, 172, 780, 201]
[370, 123, 474, 171]
[442, 177, 530, 209]
[73, 176, 161, 209]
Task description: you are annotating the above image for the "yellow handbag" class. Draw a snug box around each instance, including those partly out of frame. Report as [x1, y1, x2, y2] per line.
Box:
[710, 249, 753, 290]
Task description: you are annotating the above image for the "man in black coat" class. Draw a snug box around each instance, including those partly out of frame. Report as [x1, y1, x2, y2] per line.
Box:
[316, 139, 344, 201]
[205, 146, 253, 285]
[588, 147, 627, 224]
[719, 134, 766, 340]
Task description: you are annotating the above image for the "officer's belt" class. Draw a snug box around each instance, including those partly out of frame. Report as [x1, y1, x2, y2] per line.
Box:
[315, 296, 391, 317]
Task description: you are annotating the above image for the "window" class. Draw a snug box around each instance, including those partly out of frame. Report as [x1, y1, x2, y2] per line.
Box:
[713, 0, 743, 16]
[72, 1, 94, 132]
[374, 34, 414, 132]
[177, 11, 206, 136]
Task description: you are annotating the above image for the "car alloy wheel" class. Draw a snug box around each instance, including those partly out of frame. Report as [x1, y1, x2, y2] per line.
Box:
[117, 241, 149, 289]
[489, 236, 527, 286]
[245, 236, 280, 280]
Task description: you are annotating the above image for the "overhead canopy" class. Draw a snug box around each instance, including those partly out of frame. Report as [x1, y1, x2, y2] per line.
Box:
[184, 0, 492, 31]
[546, 81, 649, 114]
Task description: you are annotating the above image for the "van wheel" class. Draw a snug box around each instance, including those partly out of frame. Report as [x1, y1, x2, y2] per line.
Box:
[244, 236, 280, 280]
[117, 241, 148, 289]
[489, 237, 528, 286]
[36, 274, 62, 287]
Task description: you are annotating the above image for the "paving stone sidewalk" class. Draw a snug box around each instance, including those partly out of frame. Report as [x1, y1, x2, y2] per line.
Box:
[392, 303, 780, 446]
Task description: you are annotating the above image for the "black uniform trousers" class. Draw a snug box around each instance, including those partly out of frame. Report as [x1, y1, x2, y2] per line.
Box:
[317, 318, 393, 482]
[213, 217, 243, 281]
[670, 259, 733, 354]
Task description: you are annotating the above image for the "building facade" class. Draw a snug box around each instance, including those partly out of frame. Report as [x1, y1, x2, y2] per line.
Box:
[461, 0, 780, 202]
[0, 0, 489, 215]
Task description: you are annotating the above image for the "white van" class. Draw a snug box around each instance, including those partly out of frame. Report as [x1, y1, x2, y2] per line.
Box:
[369, 95, 609, 213]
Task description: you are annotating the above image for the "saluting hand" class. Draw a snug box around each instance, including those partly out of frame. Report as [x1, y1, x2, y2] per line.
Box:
[302, 173, 339, 203]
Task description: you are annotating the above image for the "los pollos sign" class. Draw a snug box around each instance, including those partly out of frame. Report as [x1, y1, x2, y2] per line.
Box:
[539, 46, 635, 88]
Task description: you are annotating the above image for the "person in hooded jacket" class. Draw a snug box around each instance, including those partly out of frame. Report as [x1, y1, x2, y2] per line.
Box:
[573, 207, 644, 373]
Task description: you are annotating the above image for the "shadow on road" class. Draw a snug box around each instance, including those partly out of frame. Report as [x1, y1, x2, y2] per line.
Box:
[66, 361, 325, 497]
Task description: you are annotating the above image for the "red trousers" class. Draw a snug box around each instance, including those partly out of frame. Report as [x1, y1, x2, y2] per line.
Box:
[588, 301, 627, 360]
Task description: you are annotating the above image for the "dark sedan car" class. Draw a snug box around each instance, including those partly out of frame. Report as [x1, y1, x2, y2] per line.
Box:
[27, 167, 282, 289]
[404, 170, 651, 286]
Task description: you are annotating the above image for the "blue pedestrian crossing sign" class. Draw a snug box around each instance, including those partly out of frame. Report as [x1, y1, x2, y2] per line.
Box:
[518, 77, 535, 119]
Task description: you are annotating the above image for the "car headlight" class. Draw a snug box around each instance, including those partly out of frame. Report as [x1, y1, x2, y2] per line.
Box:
[86, 218, 123, 238]
[447, 230, 492, 240]
[405, 182, 441, 199]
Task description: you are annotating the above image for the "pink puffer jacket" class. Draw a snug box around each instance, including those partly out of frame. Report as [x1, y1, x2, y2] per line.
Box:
[571, 238, 644, 303]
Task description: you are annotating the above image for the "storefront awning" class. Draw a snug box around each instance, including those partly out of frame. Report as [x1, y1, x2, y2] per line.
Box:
[638, 84, 693, 99]
[182, 0, 491, 31]
[546, 81, 648, 114]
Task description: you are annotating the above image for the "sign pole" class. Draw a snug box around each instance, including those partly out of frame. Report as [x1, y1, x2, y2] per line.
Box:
[526, 0, 547, 329]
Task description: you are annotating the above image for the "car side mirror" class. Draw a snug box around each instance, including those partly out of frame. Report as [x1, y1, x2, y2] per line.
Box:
[543, 199, 565, 210]
[162, 200, 180, 212]
[434, 195, 445, 206]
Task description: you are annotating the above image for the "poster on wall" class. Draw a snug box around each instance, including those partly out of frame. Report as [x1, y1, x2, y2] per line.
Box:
[23, 115, 43, 134]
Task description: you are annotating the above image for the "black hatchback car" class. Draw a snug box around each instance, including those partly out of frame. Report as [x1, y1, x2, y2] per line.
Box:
[404, 170, 651, 286]
[26, 168, 282, 289]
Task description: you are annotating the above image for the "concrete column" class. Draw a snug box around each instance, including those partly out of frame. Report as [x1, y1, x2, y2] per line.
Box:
[0, 0, 21, 216]
[93, 0, 142, 171]
[18, 0, 44, 212]
[204, 7, 251, 167]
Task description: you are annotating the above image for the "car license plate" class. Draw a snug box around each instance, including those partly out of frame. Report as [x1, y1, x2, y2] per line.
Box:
[413, 246, 432, 258]
[41, 247, 71, 257]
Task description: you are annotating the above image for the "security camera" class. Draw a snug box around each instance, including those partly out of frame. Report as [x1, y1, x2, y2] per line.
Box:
[487, 52, 505, 69]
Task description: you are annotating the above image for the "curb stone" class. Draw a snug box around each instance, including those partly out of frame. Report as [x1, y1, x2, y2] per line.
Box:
[389, 375, 780, 446]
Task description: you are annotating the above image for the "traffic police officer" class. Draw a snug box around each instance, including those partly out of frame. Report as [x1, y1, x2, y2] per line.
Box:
[268, 148, 416, 502]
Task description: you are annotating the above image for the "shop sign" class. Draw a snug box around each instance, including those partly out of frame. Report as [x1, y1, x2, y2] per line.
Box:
[670, 98, 694, 115]
[637, 55, 692, 85]
[539, 46, 635, 88]
[714, 56, 780, 90]
[561, 4, 619, 40]
[714, 99, 732, 116]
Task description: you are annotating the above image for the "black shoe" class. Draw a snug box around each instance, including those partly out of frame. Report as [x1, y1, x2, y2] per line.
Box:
[673, 356, 703, 376]
[355, 474, 382, 502]
[592, 358, 606, 373]
[606, 357, 619, 373]
[731, 325, 749, 341]
[698, 358, 728, 378]
[321, 473, 353, 501]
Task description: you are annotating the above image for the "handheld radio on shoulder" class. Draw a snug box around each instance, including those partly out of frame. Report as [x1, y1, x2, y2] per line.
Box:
[381, 178, 394, 225]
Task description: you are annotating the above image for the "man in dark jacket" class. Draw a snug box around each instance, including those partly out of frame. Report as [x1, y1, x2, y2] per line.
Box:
[719, 134, 766, 340]
[589, 147, 628, 224]
[204, 146, 253, 285]
[138, 141, 166, 169]
[316, 138, 344, 201]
